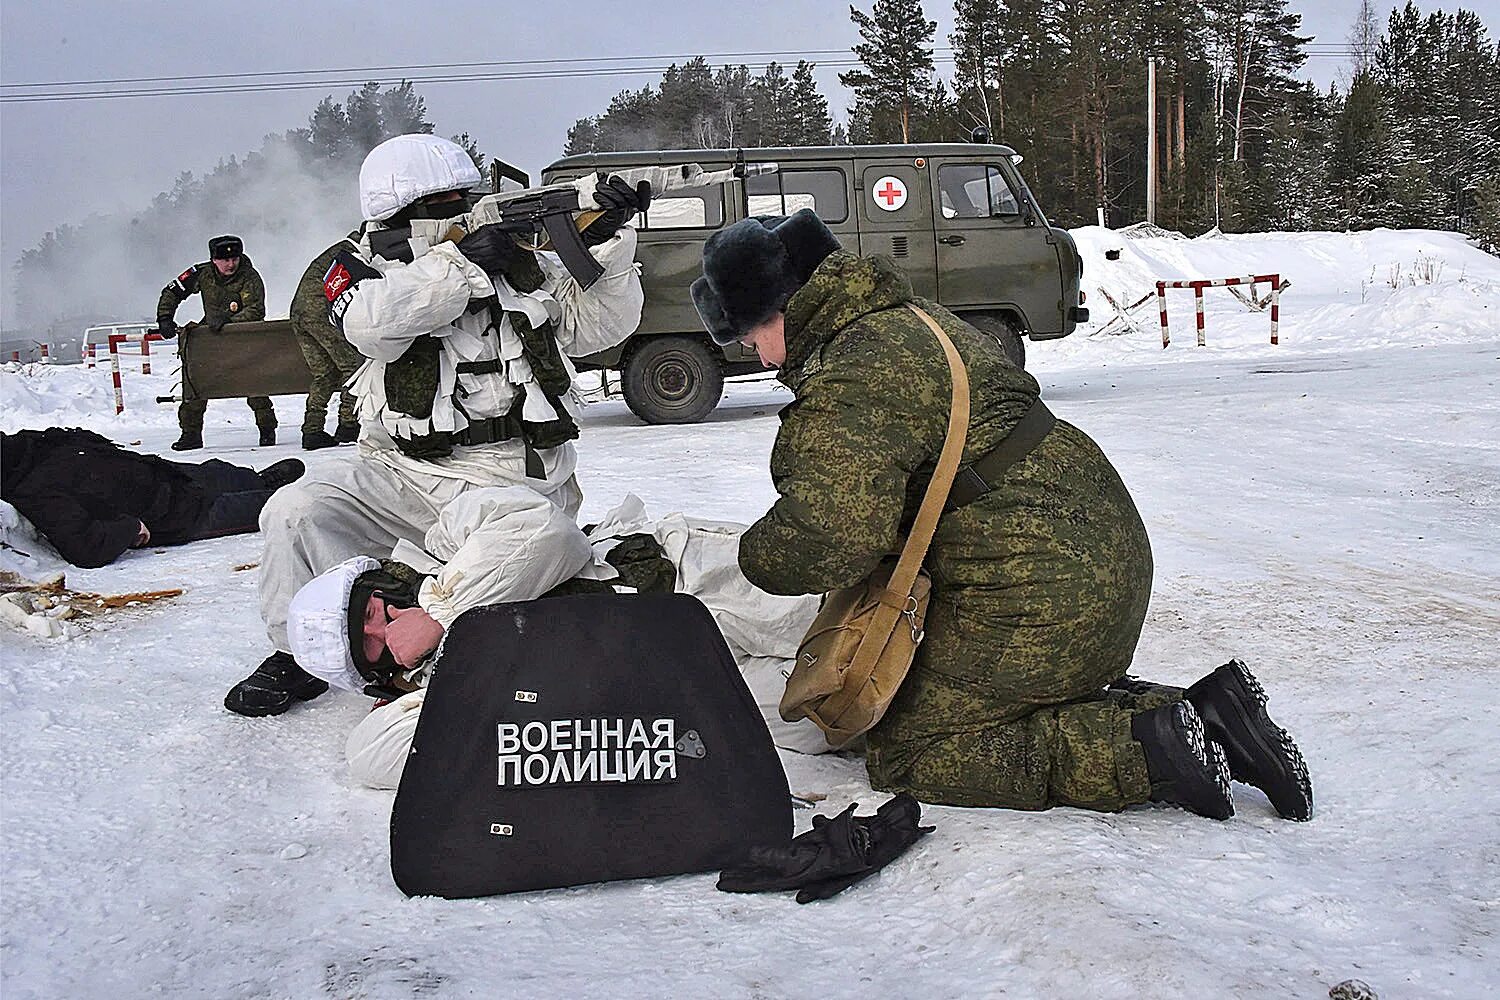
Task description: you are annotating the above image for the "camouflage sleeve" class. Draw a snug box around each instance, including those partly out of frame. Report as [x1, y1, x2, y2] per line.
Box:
[238, 269, 266, 322]
[156, 265, 198, 323]
[289, 245, 344, 333]
[739, 356, 940, 597]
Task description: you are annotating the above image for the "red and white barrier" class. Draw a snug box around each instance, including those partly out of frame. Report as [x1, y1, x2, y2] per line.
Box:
[107, 332, 167, 415]
[1155, 274, 1281, 348]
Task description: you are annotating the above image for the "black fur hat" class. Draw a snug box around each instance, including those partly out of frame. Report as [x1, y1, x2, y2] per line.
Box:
[208, 234, 244, 259]
[693, 209, 841, 345]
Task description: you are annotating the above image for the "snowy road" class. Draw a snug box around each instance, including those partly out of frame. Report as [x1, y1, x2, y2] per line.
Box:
[3, 336, 1497, 998]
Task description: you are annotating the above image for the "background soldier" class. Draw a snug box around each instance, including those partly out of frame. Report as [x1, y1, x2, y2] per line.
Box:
[156, 234, 277, 451]
[291, 231, 366, 450]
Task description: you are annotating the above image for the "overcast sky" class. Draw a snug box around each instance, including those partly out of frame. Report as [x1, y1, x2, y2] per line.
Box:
[3, 0, 1495, 325]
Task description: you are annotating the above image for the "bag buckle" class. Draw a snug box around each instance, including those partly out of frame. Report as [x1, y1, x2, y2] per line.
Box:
[903, 595, 924, 644]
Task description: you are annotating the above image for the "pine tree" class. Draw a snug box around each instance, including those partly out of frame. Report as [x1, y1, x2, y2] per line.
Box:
[306, 97, 349, 160]
[380, 82, 433, 138]
[840, 0, 938, 142]
[787, 62, 833, 144]
[949, 0, 1005, 137]
[345, 82, 386, 153]
[450, 133, 485, 172]
[751, 62, 792, 146]
[564, 117, 601, 155]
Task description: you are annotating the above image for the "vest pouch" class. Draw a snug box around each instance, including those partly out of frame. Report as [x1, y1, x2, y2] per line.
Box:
[384, 334, 453, 459]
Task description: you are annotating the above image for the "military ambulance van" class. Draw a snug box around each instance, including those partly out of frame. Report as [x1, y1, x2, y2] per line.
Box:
[540, 142, 1088, 423]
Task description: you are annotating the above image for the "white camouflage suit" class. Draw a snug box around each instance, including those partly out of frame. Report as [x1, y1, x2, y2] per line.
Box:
[341, 495, 825, 789]
[257, 136, 644, 655]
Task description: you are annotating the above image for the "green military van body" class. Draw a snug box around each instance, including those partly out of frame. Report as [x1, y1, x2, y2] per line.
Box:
[542, 143, 1087, 423]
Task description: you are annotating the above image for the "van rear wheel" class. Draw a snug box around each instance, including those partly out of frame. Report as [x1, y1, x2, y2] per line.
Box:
[966, 315, 1027, 369]
[621, 335, 725, 424]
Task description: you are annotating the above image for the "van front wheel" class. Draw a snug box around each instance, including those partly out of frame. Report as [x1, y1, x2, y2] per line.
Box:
[966, 315, 1027, 369]
[621, 336, 725, 424]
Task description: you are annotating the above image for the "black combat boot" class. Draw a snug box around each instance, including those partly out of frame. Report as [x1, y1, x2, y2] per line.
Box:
[258, 426, 277, 447]
[1186, 659, 1312, 821]
[256, 458, 305, 491]
[1131, 701, 1235, 820]
[302, 429, 339, 450]
[334, 422, 359, 444]
[171, 431, 203, 451]
[224, 651, 327, 717]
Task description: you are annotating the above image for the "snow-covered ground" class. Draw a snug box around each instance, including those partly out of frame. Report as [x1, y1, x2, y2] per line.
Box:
[2, 229, 1498, 999]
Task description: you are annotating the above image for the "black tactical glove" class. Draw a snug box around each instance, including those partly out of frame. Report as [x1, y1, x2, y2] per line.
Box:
[457, 222, 530, 277]
[155, 317, 177, 340]
[716, 793, 933, 901]
[582, 175, 652, 246]
[205, 313, 229, 333]
[793, 793, 933, 903]
[717, 803, 874, 894]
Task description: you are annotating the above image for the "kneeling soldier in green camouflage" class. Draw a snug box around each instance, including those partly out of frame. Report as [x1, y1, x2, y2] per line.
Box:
[692, 210, 1312, 821]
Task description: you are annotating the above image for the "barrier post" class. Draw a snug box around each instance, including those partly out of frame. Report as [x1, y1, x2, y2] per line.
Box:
[1194, 285, 1206, 346]
[141, 337, 152, 376]
[108, 334, 126, 415]
[1156, 281, 1169, 348]
[1268, 274, 1280, 345]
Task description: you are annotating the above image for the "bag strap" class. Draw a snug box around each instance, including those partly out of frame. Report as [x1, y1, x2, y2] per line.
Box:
[816, 304, 970, 733]
[885, 304, 970, 601]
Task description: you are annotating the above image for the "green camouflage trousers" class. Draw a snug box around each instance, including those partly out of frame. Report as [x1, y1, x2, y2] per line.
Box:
[294, 322, 362, 435]
[179, 396, 275, 433]
[865, 424, 1176, 813]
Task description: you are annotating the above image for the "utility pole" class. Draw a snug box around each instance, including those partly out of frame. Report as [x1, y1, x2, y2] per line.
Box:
[1146, 57, 1157, 226]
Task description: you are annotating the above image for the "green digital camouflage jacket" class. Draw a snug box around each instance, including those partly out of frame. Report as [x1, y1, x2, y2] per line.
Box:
[739, 251, 1155, 783]
[156, 256, 266, 326]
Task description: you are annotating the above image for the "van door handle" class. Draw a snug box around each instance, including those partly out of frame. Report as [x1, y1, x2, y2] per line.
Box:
[938, 235, 966, 246]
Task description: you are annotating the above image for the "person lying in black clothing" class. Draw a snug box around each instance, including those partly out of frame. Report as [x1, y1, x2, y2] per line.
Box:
[1, 427, 304, 568]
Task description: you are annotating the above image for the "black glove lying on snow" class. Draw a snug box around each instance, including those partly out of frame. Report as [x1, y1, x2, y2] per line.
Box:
[582, 175, 652, 246]
[717, 792, 932, 903]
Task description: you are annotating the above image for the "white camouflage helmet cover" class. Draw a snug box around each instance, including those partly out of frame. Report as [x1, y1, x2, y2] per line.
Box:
[358, 134, 483, 222]
[286, 556, 381, 692]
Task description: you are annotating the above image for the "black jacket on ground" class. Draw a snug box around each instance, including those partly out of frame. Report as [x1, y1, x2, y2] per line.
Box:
[1, 428, 255, 568]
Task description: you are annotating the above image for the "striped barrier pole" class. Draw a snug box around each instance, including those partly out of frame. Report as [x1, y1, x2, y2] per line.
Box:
[141, 336, 152, 375]
[1194, 285, 1206, 346]
[86, 343, 96, 369]
[108, 334, 126, 414]
[1156, 281, 1169, 348]
[1269, 274, 1280, 345]
[39, 344, 51, 364]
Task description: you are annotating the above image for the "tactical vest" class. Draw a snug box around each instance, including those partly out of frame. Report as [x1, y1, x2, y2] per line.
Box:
[368, 228, 579, 475]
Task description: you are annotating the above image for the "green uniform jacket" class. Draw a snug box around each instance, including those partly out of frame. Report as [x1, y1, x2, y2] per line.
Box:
[740, 252, 1157, 811]
[156, 257, 266, 326]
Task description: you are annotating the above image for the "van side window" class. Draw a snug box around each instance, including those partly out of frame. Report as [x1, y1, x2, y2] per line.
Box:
[638, 185, 726, 230]
[746, 169, 848, 223]
[937, 164, 1020, 219]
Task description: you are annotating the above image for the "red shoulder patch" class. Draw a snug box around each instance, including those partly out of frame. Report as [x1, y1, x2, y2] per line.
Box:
[323, 260, 353, 302]
[178, 268, 195, 284]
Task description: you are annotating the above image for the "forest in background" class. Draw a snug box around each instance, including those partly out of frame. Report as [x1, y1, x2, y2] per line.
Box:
[565, 0, 1499, 242]
[9, 1, 1497, 338]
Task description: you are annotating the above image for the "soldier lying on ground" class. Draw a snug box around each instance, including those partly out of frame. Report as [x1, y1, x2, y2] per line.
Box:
[156, 235, 278, 451]
[225, 134, 651, 718]
[281, 490, 818, 788]
[690, 209, 1313, 822]
[0, 427, 303, 568]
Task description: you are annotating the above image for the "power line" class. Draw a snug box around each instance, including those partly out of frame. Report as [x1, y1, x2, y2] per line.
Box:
[0, 49, 870, 91]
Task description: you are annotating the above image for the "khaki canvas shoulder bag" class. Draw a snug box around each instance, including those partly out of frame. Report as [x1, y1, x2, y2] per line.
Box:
[778, 304, 971, 749]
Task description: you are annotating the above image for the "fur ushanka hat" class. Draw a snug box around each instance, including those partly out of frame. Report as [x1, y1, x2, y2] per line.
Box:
[691, 209, 842, 346]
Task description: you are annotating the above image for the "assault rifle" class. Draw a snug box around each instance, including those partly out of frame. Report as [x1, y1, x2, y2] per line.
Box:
[408, 162, 778, 290]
